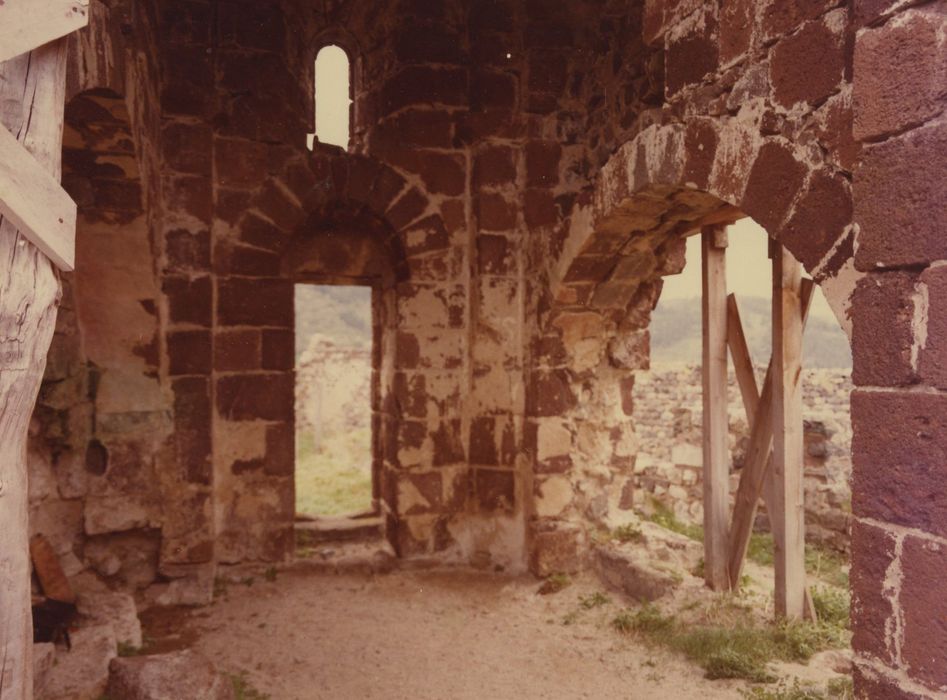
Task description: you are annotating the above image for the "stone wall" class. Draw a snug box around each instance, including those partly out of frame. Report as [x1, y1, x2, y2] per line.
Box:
[632, 364, 852, 552]
[13, 1, 945, 694]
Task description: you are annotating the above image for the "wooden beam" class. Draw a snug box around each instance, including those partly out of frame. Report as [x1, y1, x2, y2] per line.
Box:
[726, 294, 759, 423]
[772, 244, 806, 619]
[0, 39, 69, 700]
[0, 0, 90, 63]
[0, 124, 76, 270]
[701, 225, 730, 590]
[727, 279, 814, 588]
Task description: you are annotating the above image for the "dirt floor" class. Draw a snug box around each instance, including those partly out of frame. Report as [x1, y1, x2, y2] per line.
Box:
[148, 567, 755, 700]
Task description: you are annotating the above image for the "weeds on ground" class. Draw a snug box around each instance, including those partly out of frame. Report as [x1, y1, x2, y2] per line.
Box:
[745, 534, 849, 589]
[295, 429, 372, 516]
[643, 501, 704, 541]
[228, 672, 272, 700]
[578, 592, 611, 609]
[612, 523, 645, 543]
[611, 603, 849, 683]
[810, 587, 850, 629]
[538, 572, 572, 595]
[740, 676, 853, 700]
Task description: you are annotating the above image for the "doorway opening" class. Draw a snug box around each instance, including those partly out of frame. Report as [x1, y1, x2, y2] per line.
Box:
[294, 283, 374, 517]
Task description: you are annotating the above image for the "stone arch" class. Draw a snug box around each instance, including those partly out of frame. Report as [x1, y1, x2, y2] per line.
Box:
[551, 119, 858, 337]
[215, 149, 445, 558]
[528, 116, 857, 576]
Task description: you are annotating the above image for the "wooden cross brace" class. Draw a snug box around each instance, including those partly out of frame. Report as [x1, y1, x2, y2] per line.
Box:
[726, 279, 815, 600]
[0, 0, 90, 271]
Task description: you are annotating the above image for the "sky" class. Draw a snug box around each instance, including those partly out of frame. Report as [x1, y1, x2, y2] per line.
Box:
[308, 45, 350, 150]
[657, 217, 837, 322]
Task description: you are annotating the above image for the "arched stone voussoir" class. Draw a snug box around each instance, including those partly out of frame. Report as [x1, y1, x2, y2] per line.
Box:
[551, 116, 860, 337]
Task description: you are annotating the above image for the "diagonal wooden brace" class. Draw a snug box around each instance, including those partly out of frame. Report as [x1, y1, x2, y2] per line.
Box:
[0, 124, 77, 270]
[726, 279, 814, 588]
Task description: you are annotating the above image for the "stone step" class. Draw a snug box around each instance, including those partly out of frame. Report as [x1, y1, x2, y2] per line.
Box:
[295, 514, 384, 546]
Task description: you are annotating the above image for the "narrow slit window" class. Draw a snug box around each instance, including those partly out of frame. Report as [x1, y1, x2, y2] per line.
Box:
[308, 45, 351, 150]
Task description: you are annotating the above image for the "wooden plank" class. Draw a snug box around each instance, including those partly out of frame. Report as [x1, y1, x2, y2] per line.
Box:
[0, 124, 76, 270]
[727, 279, 814, 588]
[772, 244, 806, 619]
[0, 0, 90, 63]
[726, 294, 759, 423]
[0, 39, 70, 700]
[701, 225, 730, 590]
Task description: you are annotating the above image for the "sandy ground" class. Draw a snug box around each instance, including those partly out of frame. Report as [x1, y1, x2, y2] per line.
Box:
[171, 568, 753, 700]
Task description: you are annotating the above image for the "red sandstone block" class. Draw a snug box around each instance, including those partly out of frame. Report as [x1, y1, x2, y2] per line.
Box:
[394, 26, 465, 64]
[214, 329, 261, 372]
[852, 666, 929, 700]
[163, 275, 212, 327]
[432, 419, 466, 466]
[683, 119, 718, 189]
[160, 47, 214, 118]
[217, 278, 293, 327]
[781, 170, 852, 272]
[527, 370, 577, 417]
[264, 423, 294, 476]
[217, 2, 285, 53]
[216, 372, 294, 422]
[376, 110, 455, 149]
[476, 193, 518, 232]
[761, 0, 838, 40]
[402, 472, 445, 515]
[214, 138, 269, 189]
[164, 228, 211, 273]
[740, 141, 808, 234]
[529, 522, 580, 576]
[665, 9, 720, 96]
[168, 330, 212, 376]
[261, 329, 293, 371]
[215, 243, 281, 277]
[166, 174, 213, 222]
[851, 389, 947, 538]
[386, 188, 428, 231]
[475, 468, 515, 512]
[526, 140, 562, 188]
[255, 180, 305, 233]
[474, 145, 518, 189]
[238, 213, 284, 252]
[162, 122, 212, 176]
[344, 157, 382, 204]
[854, 0, 914, 27]
[471, 70, 517, 112]
[162, 0, 212, 47]
[899, 535, 947, 688]
[172, 377, 212, 484]
[527, 49, 568, 94]
[919, 266, 947, 390]
[368, 167, 409, 215]
[854, 8, 947, 141]
[854, 120, 947, 270]
[393, 372, 427, 419]
[215, 188, 252, 227]
[523, 189, 558, 229]
[850, 520, 897, 665]
[416, 151, 466, 197]
[719, 0, 753, 65]
[851, 272, 919, 387]
[477, 234, 514, 276]
[770, 18, 845, 109]
[382, 66, 468, 116]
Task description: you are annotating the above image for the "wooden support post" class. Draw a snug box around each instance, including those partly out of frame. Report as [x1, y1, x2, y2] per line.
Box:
[772, 244, 806, 619]
[0, 42, 68, 700]
[701, 225, 730, 590]
[726, 283, 813, 589]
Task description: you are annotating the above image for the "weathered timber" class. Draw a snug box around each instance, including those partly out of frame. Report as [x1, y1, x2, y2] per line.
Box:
[0, 0, 90, 63]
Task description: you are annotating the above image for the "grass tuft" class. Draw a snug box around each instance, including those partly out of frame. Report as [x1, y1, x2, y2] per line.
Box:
[578, 592, 611, 609]
[228, 672, 272, 700]
[538, 572, 572, 595]
[612, 523, 645, 543]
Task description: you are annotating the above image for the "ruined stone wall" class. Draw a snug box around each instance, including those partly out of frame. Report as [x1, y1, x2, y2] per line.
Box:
[847, 2, 947, 696]
[633, 365, 853, 552]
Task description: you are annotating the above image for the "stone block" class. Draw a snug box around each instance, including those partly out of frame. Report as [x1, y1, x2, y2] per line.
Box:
[77, 590, 142, 648]
[918, 265, 947, 390]
[854, 120, 947, 269]
[107, 650, 235, 700]
[851, 272, 919, 387]
[216, 373, 294, 422]
[529, 522, 581, 576]
[900, 535, 947, 689]
[850, 520, 897, 665]
[770, 17, 845, 109]
[38, 624, 115, 700]
[851, 390, 947, 539]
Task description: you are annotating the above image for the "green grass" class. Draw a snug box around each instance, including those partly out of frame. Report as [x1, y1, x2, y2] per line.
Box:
[295, 428, 372, 516]
[611, 603, 850, 683]
[644, 501, 704, 541]
[538, 572, 572, 595]
[612, 523, 645, 543]
[746, 533, 850, 589]
[741, 677, 854, 700]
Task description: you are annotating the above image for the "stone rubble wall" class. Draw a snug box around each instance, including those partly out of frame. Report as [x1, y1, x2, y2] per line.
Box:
[632, 364, 852, 552]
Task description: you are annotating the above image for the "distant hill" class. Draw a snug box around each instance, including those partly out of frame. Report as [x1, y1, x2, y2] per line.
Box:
[649, 296, 852, 369]
[295, 285, 372, 359]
